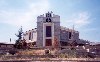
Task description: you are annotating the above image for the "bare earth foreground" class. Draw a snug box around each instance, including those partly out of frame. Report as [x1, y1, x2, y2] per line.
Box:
[0, 58, 100, 62]
[0, 49, 100, 62]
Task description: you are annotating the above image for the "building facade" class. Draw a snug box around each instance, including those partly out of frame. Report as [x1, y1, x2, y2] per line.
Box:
[23, 28, 37, 43]
[23, 12, 86, 47]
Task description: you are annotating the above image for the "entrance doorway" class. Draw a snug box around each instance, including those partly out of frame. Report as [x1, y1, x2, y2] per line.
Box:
[45, 39, 52, 46]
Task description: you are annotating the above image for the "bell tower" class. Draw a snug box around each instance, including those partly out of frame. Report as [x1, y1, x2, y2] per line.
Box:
[37, 12, 60, 47]
[43, 12, 54, 46]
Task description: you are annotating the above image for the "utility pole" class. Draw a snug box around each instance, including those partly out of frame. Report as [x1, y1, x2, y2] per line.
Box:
[10, 38, 11, 43]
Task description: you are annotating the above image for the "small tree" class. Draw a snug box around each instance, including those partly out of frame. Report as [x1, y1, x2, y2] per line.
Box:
[14, 26, 23, 49]
[16, 26, 23, 40]
[9, 50, 17, 55]
[22, 39, 27, 49]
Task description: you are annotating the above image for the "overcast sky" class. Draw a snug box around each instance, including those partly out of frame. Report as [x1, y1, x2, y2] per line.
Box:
[0, 0, 100, 44]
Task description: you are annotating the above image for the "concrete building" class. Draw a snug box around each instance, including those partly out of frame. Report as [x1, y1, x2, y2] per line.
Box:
[23, 28, 37, 43]
[60, 26, 79, 46]
[23, 12, 87, 47]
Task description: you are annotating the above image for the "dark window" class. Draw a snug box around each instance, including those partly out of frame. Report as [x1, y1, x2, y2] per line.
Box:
[46, 26, 52, 37]
[46, 14, 50, 17]
[29, 32, 31, 40]
[50, 14, 51, 17]
[45, 39, 52, 46]
[46, 13, 48, 17]
[48, 14, 49, 17]
[32, 32, 33, 40]
[69, 32, 71, 39]
[46, 13, 51, 17]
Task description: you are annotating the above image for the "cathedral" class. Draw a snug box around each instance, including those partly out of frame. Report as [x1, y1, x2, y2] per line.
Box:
[23, 12, 88, 47]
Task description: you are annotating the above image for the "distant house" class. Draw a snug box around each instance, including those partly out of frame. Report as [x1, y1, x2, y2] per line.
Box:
[0, 43, 14, 50]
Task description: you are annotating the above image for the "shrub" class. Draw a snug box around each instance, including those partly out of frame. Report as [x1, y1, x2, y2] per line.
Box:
[9, 50, 17, 55]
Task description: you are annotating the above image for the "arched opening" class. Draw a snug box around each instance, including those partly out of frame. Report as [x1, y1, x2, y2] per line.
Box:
[46, 18, 52, 22]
